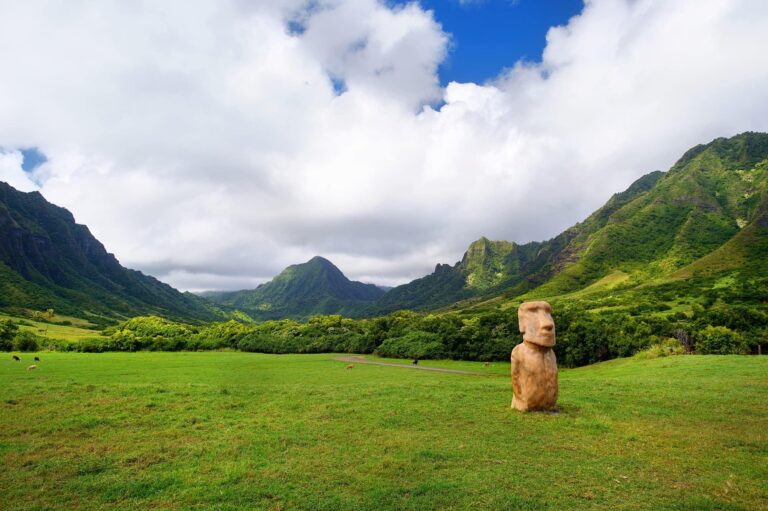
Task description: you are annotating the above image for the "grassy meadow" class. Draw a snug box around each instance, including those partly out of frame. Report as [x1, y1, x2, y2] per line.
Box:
[1, 352, 766, 510]
[0, 312, 99, 343]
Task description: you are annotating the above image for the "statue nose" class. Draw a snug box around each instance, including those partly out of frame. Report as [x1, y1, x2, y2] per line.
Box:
[539, 314, 554, 330]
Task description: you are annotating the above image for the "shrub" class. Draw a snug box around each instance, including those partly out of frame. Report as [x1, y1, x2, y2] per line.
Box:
[694, 326, 748, 355]
[237, 333, 280, 353]
[375, 331, 445, 359]
[73, 337, 117, 353]
[13, 331, 40, 352]
[633, 338, 686, 359]
[0, 319, 19, 351]
[672, 329, 694, 353]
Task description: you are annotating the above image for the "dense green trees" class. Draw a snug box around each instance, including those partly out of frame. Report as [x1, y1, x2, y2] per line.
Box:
[28, 293, 764, 366]
[0, 318, 41, 351]
[0, 319, 17, 351]
[694, 326, 748, 355]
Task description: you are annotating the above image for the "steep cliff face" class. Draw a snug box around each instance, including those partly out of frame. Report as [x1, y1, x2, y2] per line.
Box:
[0, 182, 220, 322]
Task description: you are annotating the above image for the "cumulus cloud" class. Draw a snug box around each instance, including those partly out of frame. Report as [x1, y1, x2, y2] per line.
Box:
[0, 151, 38, 192]
[0, 0, 767, 291]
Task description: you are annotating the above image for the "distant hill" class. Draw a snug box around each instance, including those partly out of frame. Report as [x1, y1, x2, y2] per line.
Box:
[369, 132, 768, 313]
[0, 182, 222, 323]
[205, 256, 386, 320]
[368, 237, 544, 314]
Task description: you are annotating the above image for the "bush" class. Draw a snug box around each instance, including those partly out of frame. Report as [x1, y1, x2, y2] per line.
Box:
[0, 319, 19, 351]
[694, 326, 748, 354]
[13, 331, 40, 352]
[106, 316, 194, 351]
[237, 333, 282, 353]
[72, 337, 117, 353]
[375, 331, 446, 359]
[633, 338, 686, 359]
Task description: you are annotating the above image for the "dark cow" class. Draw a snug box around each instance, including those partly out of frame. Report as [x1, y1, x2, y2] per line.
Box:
[12, 355, 20, 362]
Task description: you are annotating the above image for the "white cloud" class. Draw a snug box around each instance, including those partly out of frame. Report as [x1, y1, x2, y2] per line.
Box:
[0, 151, 37, 192]
[0, 0, 767, 291]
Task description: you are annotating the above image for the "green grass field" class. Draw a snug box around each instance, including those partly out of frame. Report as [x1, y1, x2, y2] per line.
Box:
[0, 312, 99, 342]
[1, 353, 766, 510]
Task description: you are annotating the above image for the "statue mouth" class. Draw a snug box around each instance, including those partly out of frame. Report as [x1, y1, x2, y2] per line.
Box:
[532, 332, 555, 345]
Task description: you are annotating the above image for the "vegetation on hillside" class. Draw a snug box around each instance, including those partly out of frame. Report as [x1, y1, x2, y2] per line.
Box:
[0, 182, 223, 323]
[371, 132, 768, 314]
[205, 256, 385, 320]
[29, 277, 767, 366]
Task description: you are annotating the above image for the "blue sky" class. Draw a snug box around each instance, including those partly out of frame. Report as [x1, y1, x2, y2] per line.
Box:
[20, 147, 47, 171]
[399, 0, 584, 84]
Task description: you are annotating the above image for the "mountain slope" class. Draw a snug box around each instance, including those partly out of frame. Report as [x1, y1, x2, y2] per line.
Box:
[0, 182, 221, 322]
[526, 132, 768, 298]
[370, 132, 768, 314]
[369, 170, 665, 314]
[663, 189, 768, 281]
[207, 256, 386, 320]
[368, 237, 542, 314]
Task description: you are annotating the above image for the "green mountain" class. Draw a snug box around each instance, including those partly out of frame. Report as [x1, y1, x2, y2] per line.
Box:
[368, 237, 544, 314]
[3, 132, 766, 324]
[525, 131, 768, 298]
[371, 132, 768, 313]
[370, 169, 665, 314]
[0, 182, 221, 323]
[206, 256, 386, 320]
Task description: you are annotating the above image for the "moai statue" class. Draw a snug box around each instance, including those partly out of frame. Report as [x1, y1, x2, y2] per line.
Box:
[511, 301, 558, 411]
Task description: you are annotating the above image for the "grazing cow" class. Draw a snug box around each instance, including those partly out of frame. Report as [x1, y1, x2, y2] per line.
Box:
[346, 364, 355, 369]
[412, 359, 419, 365]
[12, 355, 20, 362]
[34, 356, 40, 362]
[27, 365, 37, 371]
[483, 362, 489, 368]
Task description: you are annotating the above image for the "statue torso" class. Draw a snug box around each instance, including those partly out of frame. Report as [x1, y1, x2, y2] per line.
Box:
[512, 342, 558, 411]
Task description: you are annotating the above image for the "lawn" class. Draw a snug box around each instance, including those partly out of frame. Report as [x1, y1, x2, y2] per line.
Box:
[0, 312, 100, 342]
[0, 353, 766, 510]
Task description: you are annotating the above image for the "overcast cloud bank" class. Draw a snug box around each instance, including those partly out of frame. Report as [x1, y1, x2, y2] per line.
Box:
[1, 0, 767, 291]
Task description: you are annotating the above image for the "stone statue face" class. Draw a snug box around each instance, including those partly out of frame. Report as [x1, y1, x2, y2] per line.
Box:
[518, 301, 556, 348]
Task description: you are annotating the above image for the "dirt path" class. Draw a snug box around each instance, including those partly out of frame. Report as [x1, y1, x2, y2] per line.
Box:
[335, 356, 500, 376]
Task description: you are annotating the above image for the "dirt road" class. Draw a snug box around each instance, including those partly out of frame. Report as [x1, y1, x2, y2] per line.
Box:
[335, 356, 502, 376]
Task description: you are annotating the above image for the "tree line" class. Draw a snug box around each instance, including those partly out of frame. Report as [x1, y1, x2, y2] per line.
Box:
[6, 302, 765, 367]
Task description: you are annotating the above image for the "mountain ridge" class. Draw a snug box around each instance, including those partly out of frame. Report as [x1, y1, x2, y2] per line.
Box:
[366, 132, 768, 314]
[0, 182, 222, 323]
[1, 132, 766, 322]
[205, 256, 386, 320]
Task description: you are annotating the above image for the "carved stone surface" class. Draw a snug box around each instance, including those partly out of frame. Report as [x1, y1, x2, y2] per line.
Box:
[511, 301, 558, 411]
